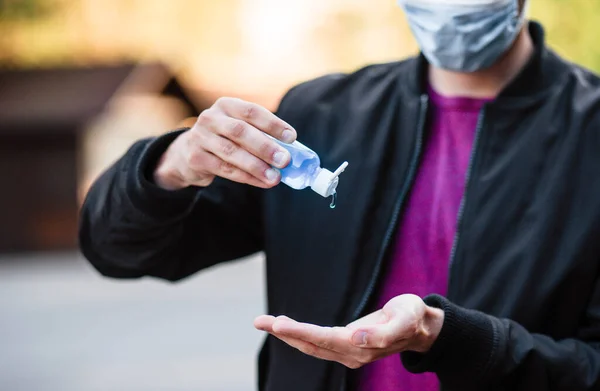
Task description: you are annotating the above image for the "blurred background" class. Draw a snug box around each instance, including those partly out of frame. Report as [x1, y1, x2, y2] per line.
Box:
[0, 0, 599, 390]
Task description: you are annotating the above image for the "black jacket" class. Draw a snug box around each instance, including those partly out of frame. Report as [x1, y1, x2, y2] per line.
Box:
[80, 22, 600, 391]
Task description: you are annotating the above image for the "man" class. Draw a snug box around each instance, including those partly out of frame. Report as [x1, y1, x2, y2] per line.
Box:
[79, 0, 600, 389]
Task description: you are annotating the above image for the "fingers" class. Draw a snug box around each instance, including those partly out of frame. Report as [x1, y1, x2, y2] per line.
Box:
[271, 318, 353, 353]
[214, 97, 297, 143]
[198, 130, 281, 185]
[256, 304, 417, 354]
[204, 113, 291, 169]
[183, 147, 272, 188]
[254, 315, 296, 333]
[270, 333, 362, 369]
[156, 97, 296, 190]
[254, 315, 277, 332]
[254, 315, 389, 369]
[257, 316, 362, 369]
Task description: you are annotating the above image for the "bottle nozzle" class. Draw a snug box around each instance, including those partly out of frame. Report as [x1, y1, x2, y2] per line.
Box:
[331, 161, 349, 179]
[310, 161, 349, 198]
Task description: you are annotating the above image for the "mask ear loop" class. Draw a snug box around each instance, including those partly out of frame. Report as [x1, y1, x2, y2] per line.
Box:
[521, 0, 531, 18]
[514, 0, 529, 31]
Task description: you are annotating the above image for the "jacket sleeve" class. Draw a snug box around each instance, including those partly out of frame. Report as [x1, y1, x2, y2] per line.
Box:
[401, 292, 600, 390]
[79, 128, 265, 281]
[78, 73, 350, 282]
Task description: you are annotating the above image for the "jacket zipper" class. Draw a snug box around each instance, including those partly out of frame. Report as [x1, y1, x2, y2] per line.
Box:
[338, 103, 484, 391]
[338, 95, 428, 391]
[447, 107, 486, 296]
[350, 94, 429, 321]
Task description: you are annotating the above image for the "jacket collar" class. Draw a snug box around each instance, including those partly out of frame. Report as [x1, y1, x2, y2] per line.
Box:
[405, 21, 571, 104]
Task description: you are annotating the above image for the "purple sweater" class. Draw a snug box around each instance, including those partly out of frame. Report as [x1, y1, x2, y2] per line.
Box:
[356, 86, 490, 391]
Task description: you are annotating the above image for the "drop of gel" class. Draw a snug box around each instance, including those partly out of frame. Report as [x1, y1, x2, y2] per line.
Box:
[329, 192, 337, 209]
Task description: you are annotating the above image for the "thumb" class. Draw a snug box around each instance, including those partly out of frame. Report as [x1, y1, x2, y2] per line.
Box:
[350, 295, 425, 348]
[350, 324, 394, 348]
[350, 312, 413, 349]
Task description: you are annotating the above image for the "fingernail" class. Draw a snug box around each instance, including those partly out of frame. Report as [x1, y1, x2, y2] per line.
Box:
[272, 150, 289, 167]
[265, 168, 280, 183]
[281, 128, 296, 143]
[352, 331, 368, 346]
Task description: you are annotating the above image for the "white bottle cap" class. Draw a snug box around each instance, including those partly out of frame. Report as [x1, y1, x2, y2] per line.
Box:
[310, 161, 349, 198]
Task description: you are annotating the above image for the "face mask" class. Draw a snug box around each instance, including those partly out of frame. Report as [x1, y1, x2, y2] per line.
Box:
[397, 0, 526, 72]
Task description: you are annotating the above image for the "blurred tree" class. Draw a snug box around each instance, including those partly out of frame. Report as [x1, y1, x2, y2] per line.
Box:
[0, 0, 58, 65]
[531, 0, 600, 72]
[0, 0, 52, 21]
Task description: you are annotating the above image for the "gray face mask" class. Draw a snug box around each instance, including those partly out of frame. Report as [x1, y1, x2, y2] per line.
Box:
[398, 0, 526, 72]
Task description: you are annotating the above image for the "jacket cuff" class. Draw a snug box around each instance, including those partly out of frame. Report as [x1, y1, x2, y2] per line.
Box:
[127, 128, 202, 221]
[401, 294, 499, 385]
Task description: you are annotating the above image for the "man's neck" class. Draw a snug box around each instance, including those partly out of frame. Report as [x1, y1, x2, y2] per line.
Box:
[428, 27, 534, 99]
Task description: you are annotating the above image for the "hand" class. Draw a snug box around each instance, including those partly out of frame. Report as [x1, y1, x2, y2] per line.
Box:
[254, 294, 444, 369]
[154, 97, 297, 190]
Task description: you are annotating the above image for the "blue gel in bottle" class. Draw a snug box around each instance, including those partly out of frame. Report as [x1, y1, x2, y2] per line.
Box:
[269, 136, 348, 204]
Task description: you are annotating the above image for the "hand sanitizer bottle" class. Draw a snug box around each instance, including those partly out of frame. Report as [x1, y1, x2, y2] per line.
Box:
[269, 136, 348, 208]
